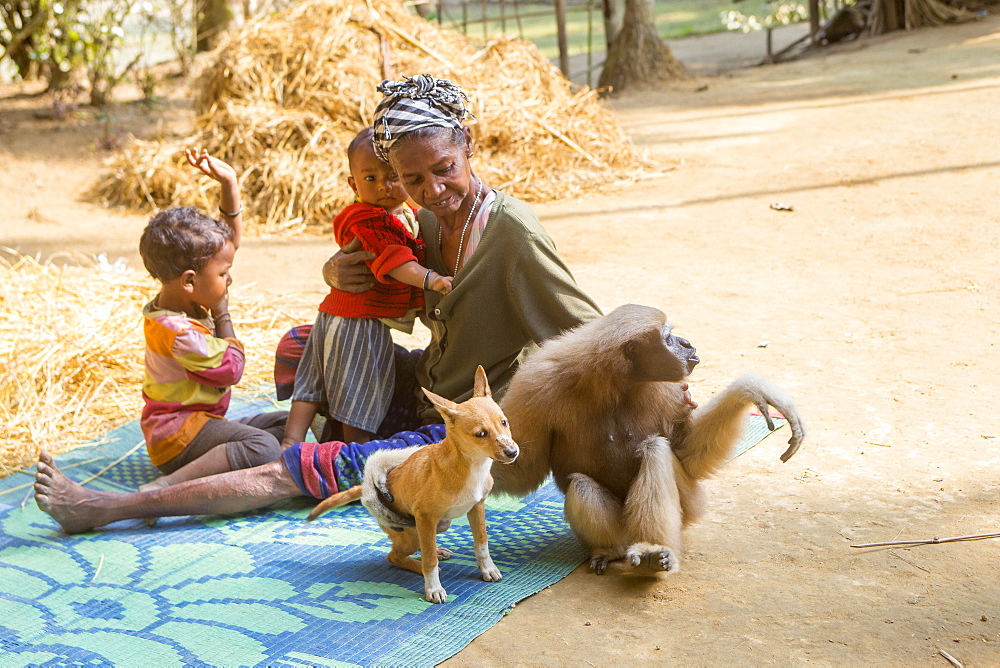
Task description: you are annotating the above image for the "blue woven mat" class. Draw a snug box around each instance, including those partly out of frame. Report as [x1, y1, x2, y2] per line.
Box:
[0, 391, 784, 667]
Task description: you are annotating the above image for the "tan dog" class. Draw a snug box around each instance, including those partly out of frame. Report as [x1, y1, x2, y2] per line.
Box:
[308, 366, 519, 603]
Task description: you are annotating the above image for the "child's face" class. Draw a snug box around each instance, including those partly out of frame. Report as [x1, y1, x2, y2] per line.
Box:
[348, 143, 408, 209]
[190, 240, 235, 310]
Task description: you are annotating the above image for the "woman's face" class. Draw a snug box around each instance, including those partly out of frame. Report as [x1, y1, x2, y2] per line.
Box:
[389, 130, 473, 219]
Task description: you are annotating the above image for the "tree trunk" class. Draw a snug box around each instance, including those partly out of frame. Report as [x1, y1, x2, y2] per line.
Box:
[196, 0, 233, 52]
[1, 1, 47, 79]
[867, 0, 970, 34]
[598, 0, 686, 93]
[602, 0, 621, 48]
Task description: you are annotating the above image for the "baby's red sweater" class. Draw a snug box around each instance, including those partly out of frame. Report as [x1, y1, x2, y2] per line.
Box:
[319, 202, 425, 319]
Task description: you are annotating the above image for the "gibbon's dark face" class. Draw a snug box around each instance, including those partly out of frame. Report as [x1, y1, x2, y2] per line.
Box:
[663, 325, 700, 376]
[628, 324, 700, 383]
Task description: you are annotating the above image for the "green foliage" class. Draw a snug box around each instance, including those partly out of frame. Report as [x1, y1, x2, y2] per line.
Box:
[1, 0, 159, 105]
[0, 0, 79, 80]
[721, 0, 808, 32]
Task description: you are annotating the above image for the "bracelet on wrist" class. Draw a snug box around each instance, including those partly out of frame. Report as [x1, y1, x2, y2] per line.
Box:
[214, 313, 232, 322]
[219, 206, 242, 218]
[423, 269, 434, 291]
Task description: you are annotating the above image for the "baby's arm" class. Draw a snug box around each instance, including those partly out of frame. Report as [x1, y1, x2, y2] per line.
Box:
[186, 147, 242, 249]
[389, 261, 452, 295]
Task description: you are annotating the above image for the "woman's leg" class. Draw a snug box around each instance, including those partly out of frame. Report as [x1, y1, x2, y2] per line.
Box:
[35, 451, 303, 534]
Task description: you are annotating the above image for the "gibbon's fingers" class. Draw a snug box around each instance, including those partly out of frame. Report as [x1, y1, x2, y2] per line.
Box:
[755, 397, 777, 431]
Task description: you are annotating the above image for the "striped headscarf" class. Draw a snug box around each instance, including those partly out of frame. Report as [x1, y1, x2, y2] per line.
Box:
[372, 75, 473, 162]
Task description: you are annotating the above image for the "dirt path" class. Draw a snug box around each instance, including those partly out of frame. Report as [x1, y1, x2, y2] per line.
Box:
[3, 17, 1000, 664]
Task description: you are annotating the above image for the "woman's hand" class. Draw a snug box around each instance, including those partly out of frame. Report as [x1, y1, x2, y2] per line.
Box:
[323, 237, 376, 293]
[185, 147, 237, 186]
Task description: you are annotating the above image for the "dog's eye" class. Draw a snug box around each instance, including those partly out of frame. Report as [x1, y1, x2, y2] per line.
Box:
[475, 429, 488, 438]
[501, 419, 508, 427]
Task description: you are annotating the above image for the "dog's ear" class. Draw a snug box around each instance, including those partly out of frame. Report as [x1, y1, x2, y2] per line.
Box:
[423, 387, 459, 421]
[473, 365, 492, 399]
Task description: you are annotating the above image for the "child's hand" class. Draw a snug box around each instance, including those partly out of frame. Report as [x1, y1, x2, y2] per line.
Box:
[431, 274, 453, 295]
[186, 147, 237, 186]
[210, 291, 230, 319]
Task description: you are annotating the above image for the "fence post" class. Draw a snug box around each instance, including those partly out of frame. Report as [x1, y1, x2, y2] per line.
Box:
[554, 0, 570, 77]
[809, 0, 820, 43]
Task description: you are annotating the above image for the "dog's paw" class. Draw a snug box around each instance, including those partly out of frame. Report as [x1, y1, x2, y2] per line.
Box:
[425, 585, 448, 604]
[479, 561, 502, 582]
[625, 544, 678, 576]
[436, 547, 452, 560]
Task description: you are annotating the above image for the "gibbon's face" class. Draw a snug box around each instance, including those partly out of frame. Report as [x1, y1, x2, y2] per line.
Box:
[663, 326, 700, 376]
[629, 324, 700, 383]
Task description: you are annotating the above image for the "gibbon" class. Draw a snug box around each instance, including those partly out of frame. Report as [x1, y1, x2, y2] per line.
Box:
[492, 304, 805, 575]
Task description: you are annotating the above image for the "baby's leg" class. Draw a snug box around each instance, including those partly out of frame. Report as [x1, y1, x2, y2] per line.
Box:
[322, 317, 396, 438]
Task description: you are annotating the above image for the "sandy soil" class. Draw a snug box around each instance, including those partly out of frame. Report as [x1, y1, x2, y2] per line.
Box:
[3, 17, 1000, 665]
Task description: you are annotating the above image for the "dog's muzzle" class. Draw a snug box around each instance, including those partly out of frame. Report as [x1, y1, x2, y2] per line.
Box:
[495, 435, 519, 464]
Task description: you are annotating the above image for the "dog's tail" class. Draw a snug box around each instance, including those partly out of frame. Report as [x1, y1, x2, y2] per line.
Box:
[306, 485, 362, 521]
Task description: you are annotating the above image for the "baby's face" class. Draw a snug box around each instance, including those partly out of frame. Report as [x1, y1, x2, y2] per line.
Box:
[349, 144, 408, 210]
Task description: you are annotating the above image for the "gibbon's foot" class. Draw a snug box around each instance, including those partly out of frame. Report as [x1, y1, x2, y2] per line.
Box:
[588, 552, 623, 575]
[625, 545, 678, 576]
[34, 450, 112, 534]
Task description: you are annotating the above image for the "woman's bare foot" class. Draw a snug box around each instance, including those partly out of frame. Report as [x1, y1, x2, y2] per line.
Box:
[34, 450, 115, 534]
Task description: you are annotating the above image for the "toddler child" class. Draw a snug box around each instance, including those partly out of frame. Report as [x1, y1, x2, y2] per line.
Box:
[138, 148, 287, 492]
[281, 127, 451, 448]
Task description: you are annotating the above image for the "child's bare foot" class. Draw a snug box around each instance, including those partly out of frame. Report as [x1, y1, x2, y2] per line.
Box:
[34, 450, 114, 534]
[138, 478, 169, 524]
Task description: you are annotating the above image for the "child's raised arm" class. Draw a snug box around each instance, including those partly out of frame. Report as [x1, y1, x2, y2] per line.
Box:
[186, 147, 243, 249]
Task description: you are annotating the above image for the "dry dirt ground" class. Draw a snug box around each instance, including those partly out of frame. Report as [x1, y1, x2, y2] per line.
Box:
[3, 17, 1000, 665]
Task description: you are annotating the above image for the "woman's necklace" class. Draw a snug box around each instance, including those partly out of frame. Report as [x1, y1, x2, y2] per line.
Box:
[440, 178, 483, 277]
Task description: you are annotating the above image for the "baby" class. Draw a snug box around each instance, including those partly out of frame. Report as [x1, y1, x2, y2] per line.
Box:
[281, 127, 450, 447]
[137, 148, 287, 492]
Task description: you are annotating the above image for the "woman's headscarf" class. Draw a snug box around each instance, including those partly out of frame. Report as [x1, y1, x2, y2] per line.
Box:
[372, 74, 473, 162]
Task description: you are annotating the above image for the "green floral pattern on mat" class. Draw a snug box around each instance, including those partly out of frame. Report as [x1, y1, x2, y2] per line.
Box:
[0, 474, 584, 666]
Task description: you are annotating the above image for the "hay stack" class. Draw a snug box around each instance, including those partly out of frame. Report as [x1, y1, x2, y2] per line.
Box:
[94, 0, 657, 235]
[0, 251, 307, 478]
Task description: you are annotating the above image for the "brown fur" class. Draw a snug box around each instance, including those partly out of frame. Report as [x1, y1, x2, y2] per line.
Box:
[493, 304, 806, 575]
[311, 366, 519, 602]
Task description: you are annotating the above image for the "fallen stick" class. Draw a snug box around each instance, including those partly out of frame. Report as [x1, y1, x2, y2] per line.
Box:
[851, 531, 1000, 548]
[938, 648, 962, 668]
[534, 118, 605, 168]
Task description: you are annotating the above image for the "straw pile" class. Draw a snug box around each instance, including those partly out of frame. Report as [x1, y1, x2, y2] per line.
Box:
[94, 0, 658, 235]
[0, 250, 307, 478]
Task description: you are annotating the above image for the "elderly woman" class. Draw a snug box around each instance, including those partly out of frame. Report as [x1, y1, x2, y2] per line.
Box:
[279, 74, 602, 435]
[34, 76, 604, 533]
